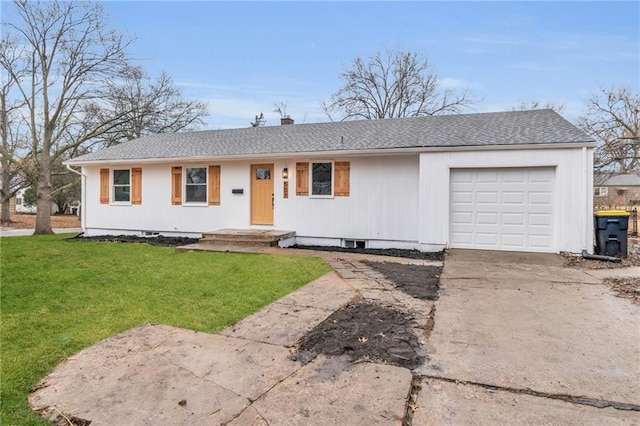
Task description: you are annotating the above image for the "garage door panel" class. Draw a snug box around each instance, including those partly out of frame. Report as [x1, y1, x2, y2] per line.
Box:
[476, 233, 499, 246]
[452, 191, 473, 204]
[477, 212, 498, 225]
[502, 233, 525, 248]
[529, 213, 552, 226]
[502, 192, 525, 204]
[477, 191, 498, 204]
[502, 213, 525, 225]
[450, 168, 555, 253]
[502, 171, 526, 183]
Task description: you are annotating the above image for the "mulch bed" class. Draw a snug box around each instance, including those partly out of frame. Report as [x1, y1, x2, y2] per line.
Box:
[291, 260, 441, 370]
[364, 261, 442, 301]
[66, 234, 199, 247]
[291, 301, 425, 370]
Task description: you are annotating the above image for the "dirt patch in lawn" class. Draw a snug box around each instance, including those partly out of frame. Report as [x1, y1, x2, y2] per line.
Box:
[363, 261, 442, 301]
[292, 261, 441, 370]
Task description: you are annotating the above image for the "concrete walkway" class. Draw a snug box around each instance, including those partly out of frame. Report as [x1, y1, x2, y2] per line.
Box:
[0, 227, 81, 237]
[28, 249, 639, 425]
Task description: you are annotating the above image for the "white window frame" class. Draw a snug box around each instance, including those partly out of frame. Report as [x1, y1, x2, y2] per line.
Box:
[184, 166, 208, 205]
[112, 168, 131, 205]
[594, 187, 608, 197]
[310, 160, 334, 198]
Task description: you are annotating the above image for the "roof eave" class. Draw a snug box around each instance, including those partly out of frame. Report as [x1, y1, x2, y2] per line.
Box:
[64, 141, 596, 167]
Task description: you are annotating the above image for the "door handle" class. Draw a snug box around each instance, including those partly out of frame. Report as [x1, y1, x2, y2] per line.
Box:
[272, 193, 274, 209]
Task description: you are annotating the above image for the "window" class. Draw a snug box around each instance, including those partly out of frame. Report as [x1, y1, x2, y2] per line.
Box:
[311, 162, 333, 196]
[101, 168, 142, 204]
[172, 165, 220, 205]
[185, 167, 207, 203]
[296, 161, 350, 197]
[113, 169, 131, 202]
[594, 187, 608, 197]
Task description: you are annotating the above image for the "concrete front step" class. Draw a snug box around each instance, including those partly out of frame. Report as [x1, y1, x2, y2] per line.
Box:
[199, 229, 295, 247]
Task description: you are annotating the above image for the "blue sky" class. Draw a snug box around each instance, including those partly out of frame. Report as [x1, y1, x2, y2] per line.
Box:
[4, 1, 640, 129]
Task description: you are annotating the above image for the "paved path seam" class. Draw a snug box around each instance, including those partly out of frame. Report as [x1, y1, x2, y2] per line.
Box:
[422, 375, 640, 412]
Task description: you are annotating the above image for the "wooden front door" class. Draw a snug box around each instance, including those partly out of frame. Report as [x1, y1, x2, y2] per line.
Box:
[251, 164, 274, 225]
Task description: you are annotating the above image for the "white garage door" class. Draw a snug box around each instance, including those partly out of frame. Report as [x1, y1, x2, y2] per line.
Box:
[450, 168, 555, 252]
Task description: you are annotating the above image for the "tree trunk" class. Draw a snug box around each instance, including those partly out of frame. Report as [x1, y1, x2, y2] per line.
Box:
[34, 167, 53, 235]
[1, 166, 11, 223]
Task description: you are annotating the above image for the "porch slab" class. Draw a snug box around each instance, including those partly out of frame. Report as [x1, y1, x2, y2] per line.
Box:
[196, 229, 296, 250]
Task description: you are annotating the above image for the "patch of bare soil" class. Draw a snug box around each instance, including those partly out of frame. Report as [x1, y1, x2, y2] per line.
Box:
[291, 301, 426, 369]
[1, 213, 80, 229]
[292, 261, 441, 370]
[363, 261, 442, 300]
[605, 277, 640, 305]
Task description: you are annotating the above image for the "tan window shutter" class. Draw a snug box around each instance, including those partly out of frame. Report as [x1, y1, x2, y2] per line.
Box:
[131, 168, 142, 205]
[171, 166, 182, 205]
[100, 168, 109, 204]
[296, 162, 309, 196]
[208, 165, 220, 205]
[334, 162, 350, 196]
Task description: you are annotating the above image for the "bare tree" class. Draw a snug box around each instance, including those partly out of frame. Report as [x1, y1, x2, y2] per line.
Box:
[273, 101, 289, 118]
[322, 49, 476, 121]
[250, 112, 266, 127]
[577, 87, 639, 173]
[87, 66, 208, 148]
[0, 36, 29, 224]
[514, 100, 565, 114]
[2, 0, 132, 234]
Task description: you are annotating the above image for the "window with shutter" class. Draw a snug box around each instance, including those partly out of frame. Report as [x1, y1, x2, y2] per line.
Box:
[208, 165, 220, 205]
[131, 168, 142, 205]
[334, 162, 350, 196]
[100, 168, 109, 204]
[296, 162, 309, 196]
[171, 166, 182, 205]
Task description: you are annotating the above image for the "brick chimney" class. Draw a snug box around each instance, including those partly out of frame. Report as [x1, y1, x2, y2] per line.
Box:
[280, 117, 294, 125]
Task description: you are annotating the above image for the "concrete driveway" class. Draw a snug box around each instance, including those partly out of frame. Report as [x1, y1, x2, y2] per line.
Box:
[415, 249, 639, 425]
[28, 249, 639, 425]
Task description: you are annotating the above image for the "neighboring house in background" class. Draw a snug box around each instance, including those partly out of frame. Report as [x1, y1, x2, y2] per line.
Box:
[15, 188, 60, 214]
[594, 173, 640, 209]
[15, 188, 36, 214]
[65, 109, 595, 254]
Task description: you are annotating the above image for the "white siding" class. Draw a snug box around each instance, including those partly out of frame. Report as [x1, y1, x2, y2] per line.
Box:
[419, 147, 594, 254]
[82, 155, 421, 247]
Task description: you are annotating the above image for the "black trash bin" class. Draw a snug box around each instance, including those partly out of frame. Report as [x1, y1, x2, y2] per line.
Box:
[594, 210, 630, 258]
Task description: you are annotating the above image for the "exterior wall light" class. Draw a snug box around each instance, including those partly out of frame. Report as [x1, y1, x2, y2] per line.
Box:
[282, 167, 289, 180]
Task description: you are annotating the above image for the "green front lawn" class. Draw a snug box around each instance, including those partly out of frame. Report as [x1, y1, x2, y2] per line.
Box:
[0, 235, 331, 425]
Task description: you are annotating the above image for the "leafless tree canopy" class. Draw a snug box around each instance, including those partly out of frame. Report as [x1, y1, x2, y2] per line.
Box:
[0, 37, 30, 223]
[1, 0, 209, 232]
[1, 0, 132, 233]
[577, 88, 639, 173]
[514, 100, 565, 114]
[323, 49, 476, 121]
[87, 66, 208, 149]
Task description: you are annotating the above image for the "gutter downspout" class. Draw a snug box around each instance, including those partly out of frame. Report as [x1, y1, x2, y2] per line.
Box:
[65, 164, 85, 232]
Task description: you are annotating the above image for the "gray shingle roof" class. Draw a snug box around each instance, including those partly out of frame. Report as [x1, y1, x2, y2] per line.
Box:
[603, 174, 640, 186]
[67, 109, 594, 164]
